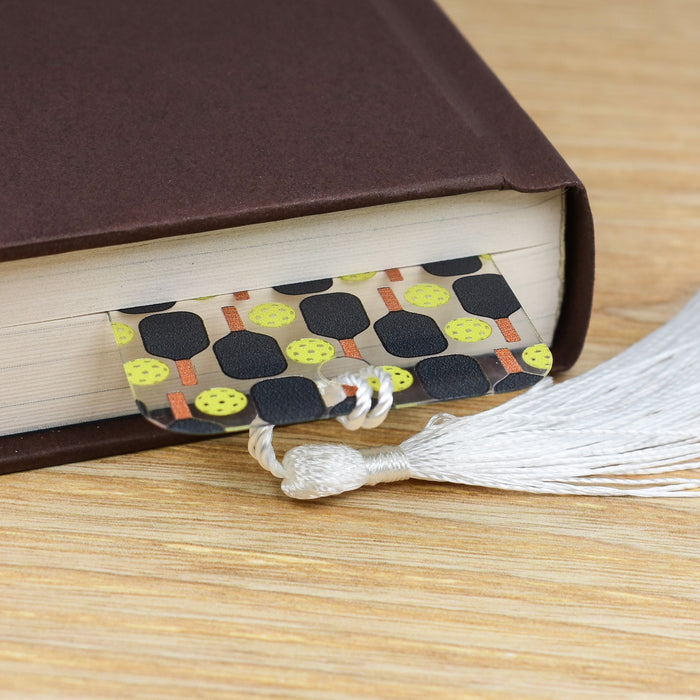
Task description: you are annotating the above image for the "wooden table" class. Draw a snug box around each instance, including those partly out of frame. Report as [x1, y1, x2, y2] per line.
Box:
[2, 1, 698, 696]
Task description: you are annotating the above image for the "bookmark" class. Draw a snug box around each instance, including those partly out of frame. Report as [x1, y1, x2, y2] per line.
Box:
[108, 254, 552, 436]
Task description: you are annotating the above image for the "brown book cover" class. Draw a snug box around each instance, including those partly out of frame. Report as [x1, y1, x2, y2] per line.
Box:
[0, 0, 594, 473]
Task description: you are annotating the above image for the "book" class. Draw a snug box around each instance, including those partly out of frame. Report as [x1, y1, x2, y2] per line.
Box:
[0, 0, 594, 474]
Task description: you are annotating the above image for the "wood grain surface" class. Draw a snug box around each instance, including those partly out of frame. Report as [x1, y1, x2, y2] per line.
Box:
[1, 1, 699, 697]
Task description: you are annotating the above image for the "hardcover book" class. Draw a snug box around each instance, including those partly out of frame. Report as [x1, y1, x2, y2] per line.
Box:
[0, 0, 593, 473]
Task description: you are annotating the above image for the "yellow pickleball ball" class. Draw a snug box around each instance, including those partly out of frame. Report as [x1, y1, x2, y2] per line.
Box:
[286, 338, 336, 364]
[123, 358, 170, 385]
[367, 365, 414, 393]
[444, 318, 492, 342]
[522, 344, 553, 371]
[340, 271, 376, 281]
[248, 302, 297, 328]
[111, 322, 135, 346]
[404, 283, 450, 308]
[195, 388, 248, 416]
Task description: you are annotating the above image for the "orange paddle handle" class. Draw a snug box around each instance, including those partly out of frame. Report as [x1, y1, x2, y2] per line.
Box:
[495, 317, 521, 343]
[168, 391, 193, 419]
[222, 305, 245, 332]
[378, 287, 402, 312]
[385, 268, 403, 282]
[175, 359, 198, 386]
[495, 348, 523, 374]
[339, 338, 363, 359]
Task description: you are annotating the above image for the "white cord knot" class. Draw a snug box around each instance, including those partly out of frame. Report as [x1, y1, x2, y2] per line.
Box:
[280, 444, 411, 499]
[318, 365, 394, 430]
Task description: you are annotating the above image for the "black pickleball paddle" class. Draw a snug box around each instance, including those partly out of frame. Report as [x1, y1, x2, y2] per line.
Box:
[213, 306, 287, 380]
[274, 278, 333, 295]
[494, 372, 543, 394]
[300, 293, 370, 359]
[373, 287, 447, 358]
[422, 256, 482, 277]
[168, 417, 224, 433]
[119, 302, 176, 314]
[139, 311, 209, 385]
[452, 274, 522, 342]
[415, 355, 490, 400]
[250, 376, 326, 425]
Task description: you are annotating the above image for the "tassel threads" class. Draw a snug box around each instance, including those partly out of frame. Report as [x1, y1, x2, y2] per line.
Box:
[279, 408, 700, 498]
[251, 291, 700, 499]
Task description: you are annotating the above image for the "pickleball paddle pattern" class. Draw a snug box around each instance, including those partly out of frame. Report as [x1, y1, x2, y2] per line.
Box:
[109, 255, 550, 434]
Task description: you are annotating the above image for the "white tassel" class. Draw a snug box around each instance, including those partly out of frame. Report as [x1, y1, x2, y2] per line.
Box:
[249, 291, 700, 499]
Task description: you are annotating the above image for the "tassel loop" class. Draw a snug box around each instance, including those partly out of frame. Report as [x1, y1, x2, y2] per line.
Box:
[248, 365, 396, 494]
[319, 365, 393, 431]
